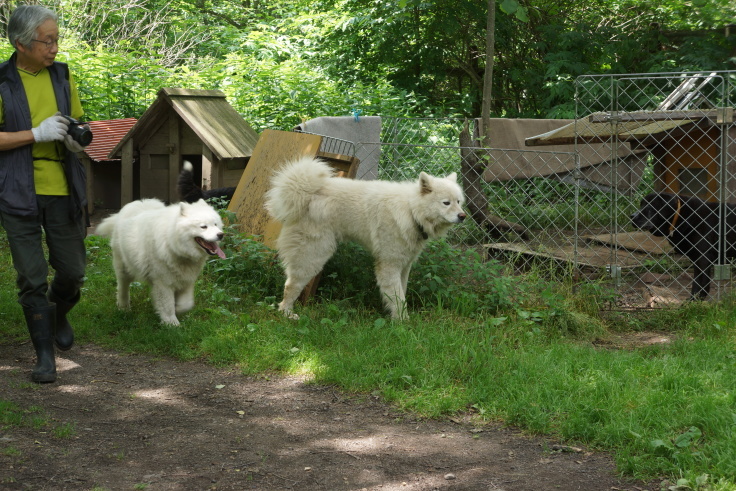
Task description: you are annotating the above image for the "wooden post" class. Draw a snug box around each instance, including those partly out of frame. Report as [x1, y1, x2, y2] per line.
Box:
[168, 116, 181, 202]
[120, 139, 134, 206]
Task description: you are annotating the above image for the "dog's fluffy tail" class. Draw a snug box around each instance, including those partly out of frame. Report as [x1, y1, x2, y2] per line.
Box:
[94, 214, 117, 238]
[177, 160, 204, 203]
[265, 156, 334, 223]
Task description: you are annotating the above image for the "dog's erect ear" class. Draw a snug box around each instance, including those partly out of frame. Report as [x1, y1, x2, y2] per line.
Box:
[445, 172, 457, 182]
[419, 172, 433, 195]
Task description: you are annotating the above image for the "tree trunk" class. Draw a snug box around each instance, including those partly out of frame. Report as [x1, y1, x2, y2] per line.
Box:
[480, 0, 496, 148]
[460, 120, 489, 227]
[459, 2, 528, 240]
[460, 120, 528, 240]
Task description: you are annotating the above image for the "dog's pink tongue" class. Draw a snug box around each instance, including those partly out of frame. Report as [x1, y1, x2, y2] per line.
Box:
[214, 243, 226, 259]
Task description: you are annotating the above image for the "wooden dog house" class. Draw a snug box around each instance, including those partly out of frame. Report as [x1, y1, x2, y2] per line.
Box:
[108, 88, 259, 205]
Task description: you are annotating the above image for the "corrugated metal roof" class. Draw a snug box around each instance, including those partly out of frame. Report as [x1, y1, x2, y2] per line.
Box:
[108, 88, 259, 160]
[83, 118, 137, 161]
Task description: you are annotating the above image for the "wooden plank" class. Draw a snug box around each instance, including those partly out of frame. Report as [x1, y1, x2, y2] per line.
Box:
[316, 151, 360, 178]
[582, 231, 673, 255]
[228, 129, 322, 246]
[525, 118, 696, 146]
[227, 131, 363, 304]
[587, 109, 727, 123]
[162, 87, 225, 98]
[484, 242, 648, 269]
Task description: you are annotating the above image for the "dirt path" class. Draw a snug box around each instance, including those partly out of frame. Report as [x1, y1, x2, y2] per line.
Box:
[1, 342, 658, 490]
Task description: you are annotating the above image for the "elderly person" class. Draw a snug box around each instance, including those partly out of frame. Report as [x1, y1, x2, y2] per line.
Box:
[0, 4, 89, 383]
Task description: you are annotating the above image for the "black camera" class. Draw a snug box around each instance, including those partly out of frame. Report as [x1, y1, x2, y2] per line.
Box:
[62, 115, 93, 146]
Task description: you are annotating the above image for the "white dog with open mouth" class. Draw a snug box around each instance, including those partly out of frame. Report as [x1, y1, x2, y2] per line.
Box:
[96, 198, 225, 325]
[265, 156, 466, 320]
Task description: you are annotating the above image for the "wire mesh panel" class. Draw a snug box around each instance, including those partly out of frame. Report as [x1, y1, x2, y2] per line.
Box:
[574, 71, 736, 307]
[292, 130, 357, 158]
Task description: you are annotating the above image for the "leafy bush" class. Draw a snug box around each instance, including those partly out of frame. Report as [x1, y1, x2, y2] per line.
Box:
[316, 242, 382, 310]
[409, 241, 520, 315]
[202, 214, 284, 300]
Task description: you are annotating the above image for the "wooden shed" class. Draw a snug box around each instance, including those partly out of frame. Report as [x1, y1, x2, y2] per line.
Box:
[526, 108, 736, 202]
[108, 88, 260, 205]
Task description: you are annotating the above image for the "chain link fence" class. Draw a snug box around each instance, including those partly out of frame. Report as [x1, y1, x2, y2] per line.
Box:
[306, 71, 736, 309]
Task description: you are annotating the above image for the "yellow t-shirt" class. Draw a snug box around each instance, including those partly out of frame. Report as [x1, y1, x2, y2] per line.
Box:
[0, 67, 83, 195]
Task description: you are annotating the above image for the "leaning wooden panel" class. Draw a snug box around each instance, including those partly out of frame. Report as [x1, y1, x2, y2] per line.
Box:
[227, 129, 322, 246]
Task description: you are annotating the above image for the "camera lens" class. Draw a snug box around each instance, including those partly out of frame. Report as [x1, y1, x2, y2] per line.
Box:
[68, 124, 93, 146]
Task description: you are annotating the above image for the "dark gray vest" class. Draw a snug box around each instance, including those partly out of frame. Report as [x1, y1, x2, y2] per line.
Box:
[0, 52, 86, 217]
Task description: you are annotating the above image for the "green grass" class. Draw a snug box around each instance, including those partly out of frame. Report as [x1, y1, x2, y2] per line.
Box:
[3, 223, 736, 489]
[0, 400, 77, 460]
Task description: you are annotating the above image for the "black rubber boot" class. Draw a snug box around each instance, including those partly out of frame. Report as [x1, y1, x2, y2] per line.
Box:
[48, 289, 78, 351]
[24, 305, 57, 383]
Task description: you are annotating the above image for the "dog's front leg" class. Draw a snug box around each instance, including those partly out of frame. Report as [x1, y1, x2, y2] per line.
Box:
[375, 263, 408, 320]
[175, 283, 195, 315]
[279, 277, 306, 320]
[151, 283, 179, 325]
[400, 264, 413, 299]
[690, 258, 713, 300]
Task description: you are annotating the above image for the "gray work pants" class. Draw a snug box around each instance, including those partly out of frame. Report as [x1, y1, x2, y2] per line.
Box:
[0, 195, 86, 309]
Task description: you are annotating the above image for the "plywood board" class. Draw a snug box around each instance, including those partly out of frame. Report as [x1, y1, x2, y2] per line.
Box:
[228, 129, 322, 246]
[583, 231, 673, 255]
[485, 242, 649, 268]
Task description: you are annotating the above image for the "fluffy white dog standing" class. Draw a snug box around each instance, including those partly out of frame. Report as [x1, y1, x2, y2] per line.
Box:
[265, 156, 466, 320]
[95, 199, 225, 325]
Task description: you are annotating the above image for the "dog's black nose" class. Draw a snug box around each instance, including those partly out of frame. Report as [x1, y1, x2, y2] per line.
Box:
[458, 212, 466, 222]
[217, 233, 224, 240]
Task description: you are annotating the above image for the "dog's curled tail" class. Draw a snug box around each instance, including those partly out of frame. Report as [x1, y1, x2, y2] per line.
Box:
[265, 156, 333, 223]
[94, 214, 117, 238]
[177, 160, 203, 204]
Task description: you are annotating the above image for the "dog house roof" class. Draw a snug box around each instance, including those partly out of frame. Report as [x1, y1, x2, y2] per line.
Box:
[107, 88, 259, 160]
[83, 118, 137, 161]
[525, 108, 733, 147]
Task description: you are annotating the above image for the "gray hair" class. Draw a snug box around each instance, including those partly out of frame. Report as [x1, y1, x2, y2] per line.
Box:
[7, 5, 58, 50]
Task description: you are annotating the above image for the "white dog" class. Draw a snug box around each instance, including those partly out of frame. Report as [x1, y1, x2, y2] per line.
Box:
[95, 199, 225, 325]
[265, 156, 466, 320]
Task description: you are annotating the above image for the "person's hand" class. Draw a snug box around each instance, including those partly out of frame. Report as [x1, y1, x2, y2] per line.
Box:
[31, 113, 68, 143]
[63, 133, 85, 153]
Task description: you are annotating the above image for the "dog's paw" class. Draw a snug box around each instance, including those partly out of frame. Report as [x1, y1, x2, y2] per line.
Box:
[159, 315, 180, 326]
[281, 309, 299, 320]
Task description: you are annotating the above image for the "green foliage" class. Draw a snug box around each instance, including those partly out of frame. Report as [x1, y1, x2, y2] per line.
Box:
[3, 0, 731, 122]
[316, 242, 382, 310]
[410, 241, 518, 315]
[202, 222, 284, 301]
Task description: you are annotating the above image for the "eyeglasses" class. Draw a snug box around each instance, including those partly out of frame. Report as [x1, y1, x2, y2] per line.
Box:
[31, 37, 62, 49]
